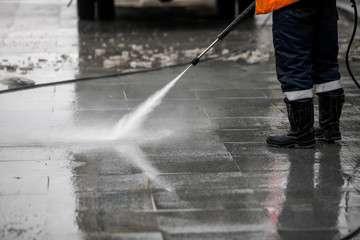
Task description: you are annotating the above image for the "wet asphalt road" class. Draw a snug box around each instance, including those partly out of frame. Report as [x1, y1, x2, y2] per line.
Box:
[1, 0, 360, 240]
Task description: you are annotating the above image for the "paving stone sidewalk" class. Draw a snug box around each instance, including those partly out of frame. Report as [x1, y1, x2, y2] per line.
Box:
[0, 0, 360, 239]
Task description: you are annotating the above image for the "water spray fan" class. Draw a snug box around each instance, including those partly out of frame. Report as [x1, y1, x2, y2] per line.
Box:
[191, 1, 256, 66]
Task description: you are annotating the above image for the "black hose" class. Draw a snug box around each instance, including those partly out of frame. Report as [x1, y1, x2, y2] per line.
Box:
[346, 0, 360, 89]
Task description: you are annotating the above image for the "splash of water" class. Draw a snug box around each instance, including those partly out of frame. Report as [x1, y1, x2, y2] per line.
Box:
[109, 65, 192, 140]
[119, 145, 173, 191]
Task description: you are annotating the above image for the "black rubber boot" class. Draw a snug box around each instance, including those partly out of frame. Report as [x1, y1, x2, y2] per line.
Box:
[266, 101, 315, 148]
[315, 94, 345, 142]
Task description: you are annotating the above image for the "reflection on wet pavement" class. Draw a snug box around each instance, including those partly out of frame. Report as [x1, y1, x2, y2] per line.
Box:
[1, 60, 360, 239]
[0, 0, 360, 239]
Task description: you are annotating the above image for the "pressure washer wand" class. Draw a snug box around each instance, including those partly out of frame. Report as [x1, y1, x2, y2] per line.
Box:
[191, 1, 256, 66]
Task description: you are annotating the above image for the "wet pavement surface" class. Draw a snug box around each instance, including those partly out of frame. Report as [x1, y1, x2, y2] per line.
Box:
[1, 0, 360, 240]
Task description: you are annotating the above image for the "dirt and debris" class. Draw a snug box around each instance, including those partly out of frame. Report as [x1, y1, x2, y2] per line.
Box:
[0, 77, 35, 87]
[221, 49, 270, 64]
[4, 65, 18, 72]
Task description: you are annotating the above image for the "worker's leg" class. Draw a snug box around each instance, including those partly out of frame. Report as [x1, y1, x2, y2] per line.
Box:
[272, 2, 315, 103]
[312, 0, 345, 142]
[267, 3, 316, 148]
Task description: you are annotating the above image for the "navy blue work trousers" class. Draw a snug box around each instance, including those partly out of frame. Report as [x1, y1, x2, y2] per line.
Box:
[272, 0, 342, 103]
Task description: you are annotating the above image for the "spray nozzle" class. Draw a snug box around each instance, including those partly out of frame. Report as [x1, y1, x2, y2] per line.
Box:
[351, 0, 356, 7]
[191, 57, 200, 66]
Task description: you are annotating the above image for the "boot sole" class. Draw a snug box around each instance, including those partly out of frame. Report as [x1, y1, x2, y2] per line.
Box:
[266, 140, 316, 149]
[315, 137, 341, 143]
[315, 133, 341, 143]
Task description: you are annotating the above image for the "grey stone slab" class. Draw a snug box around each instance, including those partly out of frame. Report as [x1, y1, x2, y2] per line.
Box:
[54, 98, 128, 111]
[141, 136, 232, 159]
[0, 112, 55, 142]
[74, 82, 126, 94]
[195, 89, 268, 100]
[151, 172, 289, 192]
[344, 192, 360, 207]
[0, 175, 48, 195]
[155, 209, 274, 234]
[142, 144, 231, 161]
[77, 207, 274, 234]
[211, 117, 288, 130]
[77, 210, 160, 233]
[342, 131, 360, 142]
[151, 172, 243, 191]
[276, 230, 341, 240]
[338, 143, 360, 191]
[184, 61, 276, 91]
[339, 108, 360, 123]
[74, 174, 150, 192]
[0, 160, 53, 176]
[342, 119, 360, 131]
[163, 231, 281, 240]
[227, 142, 359, 184]
[0, 147, 65, 161]
[139, 127, 238, 174]
[233, 156, 291, 172]
[77, 191, 154, 212]
[225, 142, 273, 158]
[49, 110, 122, 128]
[156, 186, 348, 210]
[137, 117, 212, 131]
[69, 109, 131, 123]
[83, 232, 164, 240]
[203, 105, 284, 118]
[224, 142, 317, 158]
[140, 131, 230, 158]
[152, 188, 263, 210]
[54, 84, 129, 110]
[71, 149, 143, 176]
[62, 84, 128, 111]
[338, 141, 360, 168]
[0, 100, 53, 112]
[0, 87, 55, 101]
[216, 129, 270, 143]
[149, 155, 239, 173]
[344, 94, 360, 109]
[276, 207, 359, 230]
[342, 207, 360, 236]
[125, 98, 200, 108]
[198, 98, 276, 108]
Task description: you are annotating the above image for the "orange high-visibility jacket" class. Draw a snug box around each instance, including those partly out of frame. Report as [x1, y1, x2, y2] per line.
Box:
[255, 0, 299, 14]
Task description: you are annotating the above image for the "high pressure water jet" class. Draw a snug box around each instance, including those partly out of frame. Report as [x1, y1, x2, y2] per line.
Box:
[110, 2, 256, 139]
[110, 65, 192, 140]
